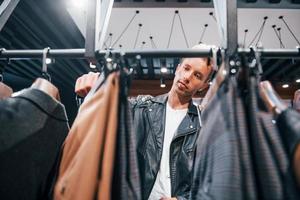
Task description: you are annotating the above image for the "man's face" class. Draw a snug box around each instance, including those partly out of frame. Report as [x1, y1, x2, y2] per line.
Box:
[172, 57, 212, 97]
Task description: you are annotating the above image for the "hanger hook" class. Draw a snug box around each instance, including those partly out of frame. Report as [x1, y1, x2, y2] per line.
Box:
[42, 47, 50, 73]
[0, 49, 8, 82]
[249, 47, 263, 76]
[42, 47, 51, 81]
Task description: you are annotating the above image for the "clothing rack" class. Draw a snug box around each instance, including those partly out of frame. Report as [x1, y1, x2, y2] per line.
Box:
[238, 48, 300, 58]
[0, 49, 211, 59]
[0, 48, 300, 60]
[1, 0, 299, 61]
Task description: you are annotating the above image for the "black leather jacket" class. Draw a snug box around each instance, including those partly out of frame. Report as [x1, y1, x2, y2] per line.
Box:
[131, 93, 201, 200]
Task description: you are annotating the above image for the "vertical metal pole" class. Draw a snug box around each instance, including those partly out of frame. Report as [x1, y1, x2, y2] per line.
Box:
[95, 0, 114, 51]
[85, 0, 113, 60]
[226, 0, 238, 56]
[213, 0, 237, 56]
[0, 0, 20, 32]
[85, 0, 97, 59]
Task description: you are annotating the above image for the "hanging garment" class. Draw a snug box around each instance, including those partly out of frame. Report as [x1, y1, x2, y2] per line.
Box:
[54, 72, 119, 200]
[111, 95, 142, 200]
[276, 108, 300, 161]
[275, 108, 300, 187]
[293, 89, 300, 112]
[191, 74, 300, 200]
[0, 88, 69, 200]
[191, 77, 257, 200]
[246, 76, 300, 199]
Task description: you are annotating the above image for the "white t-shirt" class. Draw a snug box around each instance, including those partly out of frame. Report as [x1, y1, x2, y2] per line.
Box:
[148, 102, 188, 200]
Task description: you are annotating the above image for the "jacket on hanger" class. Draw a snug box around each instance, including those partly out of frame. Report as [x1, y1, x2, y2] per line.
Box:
[191, 77, 255, 200]
[54, 72, 119, 200]
[246, 76, 300, 199]
[0, 88, 69, 200]
[111, 95, 141, 200]
[191, 76, 300, 200]
[276, 108, 300, 159]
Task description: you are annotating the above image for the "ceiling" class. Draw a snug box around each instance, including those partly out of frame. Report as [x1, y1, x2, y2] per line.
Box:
[0, 0, 300, 124]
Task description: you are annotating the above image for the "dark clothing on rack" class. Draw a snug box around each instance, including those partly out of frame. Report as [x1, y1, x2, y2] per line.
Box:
[246, 77, 300, 199]
[132, 94, 200, 200]
[276, 108, 300, 157]
[0, 88, 69, 200]
[191, 76, 300, 200]
[191, 78, 256, 200]
[112, 97, 141, 200]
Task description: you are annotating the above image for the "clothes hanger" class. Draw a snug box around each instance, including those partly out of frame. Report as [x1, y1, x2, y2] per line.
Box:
[84, 49, 133, 103]
[118, 52, 133, 100]
[84, 50, 124, 101]
[0, 50, 13, 99]
[84, 54, 111, 101]
[31, 47, 60, 101]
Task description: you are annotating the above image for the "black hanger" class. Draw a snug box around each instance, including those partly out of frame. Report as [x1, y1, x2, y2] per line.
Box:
[0, 66, 3, 83]
[84, 50, 117, 101]
[248, 47, 263, 78]
[118, 52, 133, 99]
[41, 47, 51, 82]
[0, 48, 6, 83]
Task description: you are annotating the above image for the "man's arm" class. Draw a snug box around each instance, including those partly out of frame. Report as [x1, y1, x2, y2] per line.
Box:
[75, 72, 100, 97]
[75, 72, 139, 114]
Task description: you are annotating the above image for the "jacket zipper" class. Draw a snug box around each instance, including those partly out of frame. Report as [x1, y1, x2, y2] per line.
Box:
[169, 129, 198, 196]
[145, 106, 166, 199]
[172, 129, 197, 143]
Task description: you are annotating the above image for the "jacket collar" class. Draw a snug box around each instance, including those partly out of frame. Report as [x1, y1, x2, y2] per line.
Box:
[151, 93, 168, 104]
[151, 93, 198, 116]
[13, 88, 69, 122]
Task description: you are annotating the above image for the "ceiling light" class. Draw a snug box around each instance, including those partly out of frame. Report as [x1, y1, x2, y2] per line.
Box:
[45, 58, 52, 64]
[160, 77, 166, 88]
[72, 0, 86, 9]
[160, 83, 166, 88]
[106, 57, 113, 63]
[161, 66, 167, 73]
[282, 84, 289, 88]
[89, 62, 96, 69]
[296, 79, 300, 83]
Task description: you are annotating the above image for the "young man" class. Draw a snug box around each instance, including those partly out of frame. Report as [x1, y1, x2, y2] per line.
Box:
[75, 45, 213, 200]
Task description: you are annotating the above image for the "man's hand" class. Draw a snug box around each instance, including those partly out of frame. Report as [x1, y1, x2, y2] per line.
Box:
[160, 197, 177, 200]
[75, 72, 100, 97]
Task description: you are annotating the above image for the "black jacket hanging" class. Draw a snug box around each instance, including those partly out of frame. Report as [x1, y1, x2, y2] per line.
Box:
[0, 88, 69, 200]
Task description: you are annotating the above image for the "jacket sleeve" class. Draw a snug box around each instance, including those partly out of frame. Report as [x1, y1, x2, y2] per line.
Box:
[128, 96, 137, 110]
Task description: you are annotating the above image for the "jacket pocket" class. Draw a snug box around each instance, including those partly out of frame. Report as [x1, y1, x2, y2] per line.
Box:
[182, 131, 198, 156]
